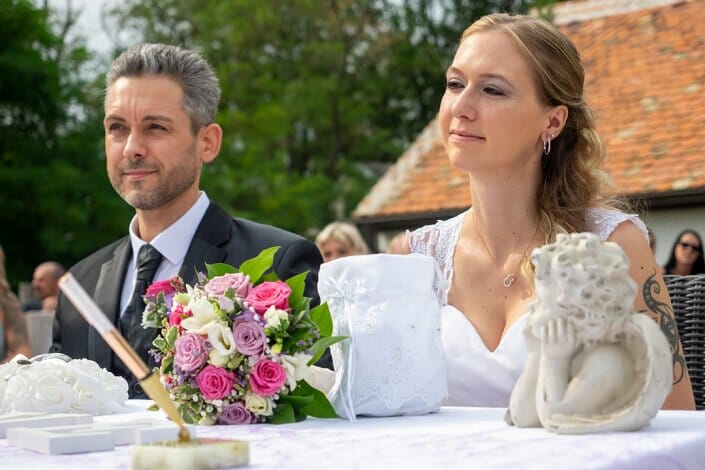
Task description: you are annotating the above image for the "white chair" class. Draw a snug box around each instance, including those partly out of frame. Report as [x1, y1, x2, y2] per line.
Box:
[24, 311, 55, 356]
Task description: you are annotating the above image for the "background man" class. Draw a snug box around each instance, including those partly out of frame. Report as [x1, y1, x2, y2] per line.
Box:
[24, 261, 65, 312]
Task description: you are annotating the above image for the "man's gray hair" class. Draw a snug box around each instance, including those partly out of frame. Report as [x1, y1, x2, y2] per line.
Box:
[106, 43, 220, 133]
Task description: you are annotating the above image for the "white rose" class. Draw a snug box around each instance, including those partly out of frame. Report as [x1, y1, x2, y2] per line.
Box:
[245, 392, 273, 416]
[263, 306, 288, 328]
[280, 353, 313, 390]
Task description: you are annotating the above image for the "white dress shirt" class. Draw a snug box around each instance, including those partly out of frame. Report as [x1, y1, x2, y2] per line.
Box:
[119, 192, 211, 316]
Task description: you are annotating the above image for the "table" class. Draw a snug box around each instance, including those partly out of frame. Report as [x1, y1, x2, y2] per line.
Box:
[1, 402, 704, 469]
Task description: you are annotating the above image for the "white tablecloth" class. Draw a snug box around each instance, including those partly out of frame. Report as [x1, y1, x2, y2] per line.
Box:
[1, 401, 704, 469]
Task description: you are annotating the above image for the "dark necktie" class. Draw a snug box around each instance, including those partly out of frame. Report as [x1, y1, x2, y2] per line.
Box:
[116, 243, 162, 396]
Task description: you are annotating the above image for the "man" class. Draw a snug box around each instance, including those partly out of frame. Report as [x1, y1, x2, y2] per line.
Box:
[53, 43, 324, 397]
[28, 261, 65, 312]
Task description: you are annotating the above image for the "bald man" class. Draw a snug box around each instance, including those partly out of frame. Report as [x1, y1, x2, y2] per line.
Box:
[31, 261, 65, 311]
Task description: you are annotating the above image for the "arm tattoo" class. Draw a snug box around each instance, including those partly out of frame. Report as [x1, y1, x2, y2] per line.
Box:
[641, 272, 686, 385]
[0, 294, 30, 355]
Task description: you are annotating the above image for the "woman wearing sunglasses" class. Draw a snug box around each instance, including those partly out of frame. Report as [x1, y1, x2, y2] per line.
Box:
[663, 229, 705, 275]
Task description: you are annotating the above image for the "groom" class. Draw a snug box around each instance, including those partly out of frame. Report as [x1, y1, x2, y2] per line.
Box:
[52, 43, 324, 397]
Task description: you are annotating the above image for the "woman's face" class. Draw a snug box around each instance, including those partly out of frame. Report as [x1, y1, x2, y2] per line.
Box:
[319, 238, 351, 263]
[675, 232, 702, 267]
[439, 30, 552, 173]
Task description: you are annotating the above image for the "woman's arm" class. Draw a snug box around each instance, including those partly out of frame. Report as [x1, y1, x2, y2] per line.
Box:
[1, 292, 32, 363]
[609, 221, 696, 410]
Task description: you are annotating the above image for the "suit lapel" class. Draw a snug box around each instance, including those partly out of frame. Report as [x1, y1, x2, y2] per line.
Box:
[88, 239, 131, 369]
[179, 203, 232, 284]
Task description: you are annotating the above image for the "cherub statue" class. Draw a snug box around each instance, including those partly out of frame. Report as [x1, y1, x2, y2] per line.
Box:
[506, 232, 672, 433]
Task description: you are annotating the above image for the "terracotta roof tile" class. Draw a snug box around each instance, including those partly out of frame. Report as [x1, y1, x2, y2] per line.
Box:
[353, 0, 705, 219]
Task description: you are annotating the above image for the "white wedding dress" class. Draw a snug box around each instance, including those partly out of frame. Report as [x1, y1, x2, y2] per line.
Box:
[408, 208, 648, 407]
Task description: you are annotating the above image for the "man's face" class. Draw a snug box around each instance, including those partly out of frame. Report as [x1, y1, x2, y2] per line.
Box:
[103, 75, 202, 213]
[32, 265, 57, 300]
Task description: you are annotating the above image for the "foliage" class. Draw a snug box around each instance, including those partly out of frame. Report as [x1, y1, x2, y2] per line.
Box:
[0, 0, 128, 288]
[107, 0, 542, 236]
[1, 0, 553, 288]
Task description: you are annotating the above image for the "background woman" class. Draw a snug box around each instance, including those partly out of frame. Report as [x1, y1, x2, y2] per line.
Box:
[662, 229, 705, 275]
[399, 13, 694, 409]
[315, 222, 370, 263]
[0, 244, 32, 363]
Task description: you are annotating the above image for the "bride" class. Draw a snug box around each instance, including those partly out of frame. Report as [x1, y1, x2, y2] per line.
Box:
[399, 13, 695, 410]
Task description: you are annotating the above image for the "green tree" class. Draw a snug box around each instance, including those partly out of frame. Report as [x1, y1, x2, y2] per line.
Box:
[0, 0, 130, 288]
[105, 1, 549, 238]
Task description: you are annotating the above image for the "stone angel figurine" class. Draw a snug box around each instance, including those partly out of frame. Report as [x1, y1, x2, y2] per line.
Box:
[506, 232, 672, 433]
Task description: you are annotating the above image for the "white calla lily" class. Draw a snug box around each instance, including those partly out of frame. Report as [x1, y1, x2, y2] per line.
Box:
[180, 295, 218, 332]
[280, 353, 313, 390]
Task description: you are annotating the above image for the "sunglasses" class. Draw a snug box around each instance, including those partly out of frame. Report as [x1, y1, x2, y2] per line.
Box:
[678, 241, 702, 253]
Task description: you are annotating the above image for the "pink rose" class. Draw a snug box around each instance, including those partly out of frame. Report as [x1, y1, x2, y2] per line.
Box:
[232, 320, 266, 356]
[169, 304, 191, 327]
[218, 402, 257, 425]
[249, 359, 287, 396]
[146, 278, 178, 298]
[174, 333, 208, 373]
[205, 273, 252, 298]
[245, 281, 291, 314]
[196, 365, 236, 400]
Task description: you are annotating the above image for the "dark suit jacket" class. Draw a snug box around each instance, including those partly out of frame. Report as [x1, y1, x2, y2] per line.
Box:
[53, 202, 325, 396]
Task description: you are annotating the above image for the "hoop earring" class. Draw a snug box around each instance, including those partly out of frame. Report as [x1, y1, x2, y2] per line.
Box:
[543, 134, 555, 156]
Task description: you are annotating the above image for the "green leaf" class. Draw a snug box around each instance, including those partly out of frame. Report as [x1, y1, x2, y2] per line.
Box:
[160, 355, 174, 374]
[279, 393, 314, 407]
[296, 380, 339, 418]
[262, 271, 279, 282]
[308, 335, 347, 366]
[153, 336, 167, 352]
[285, 270, 308, 312]
[282, 327, 311, 353]
[270, 401, 296, 424]
[239, 246, 280, 284]
[206, 263, 238, 278]
[309, 303, 333, 337]
[179, 404, 197, 424]
[165, 326, 179, 349]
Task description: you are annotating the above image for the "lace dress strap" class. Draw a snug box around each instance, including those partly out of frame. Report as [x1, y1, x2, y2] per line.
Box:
[407, 211, 466, 305]
[586, 207, 649, 241]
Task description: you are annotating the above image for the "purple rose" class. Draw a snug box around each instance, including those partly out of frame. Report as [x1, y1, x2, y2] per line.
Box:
[174, 333, 208, 373]
[196, 365, 236, 400]
[218, 401, 257, 425]
[232, 320, 266, 356]
[250, 359, 287, 396]
[245, 281, 291, 314]
[205, 273, 252, 298]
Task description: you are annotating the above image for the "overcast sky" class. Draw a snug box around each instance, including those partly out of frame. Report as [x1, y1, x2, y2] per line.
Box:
[47, 0, 116, 55]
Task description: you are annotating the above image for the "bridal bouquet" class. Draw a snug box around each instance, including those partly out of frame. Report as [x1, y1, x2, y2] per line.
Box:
[141, 247, 342, 425]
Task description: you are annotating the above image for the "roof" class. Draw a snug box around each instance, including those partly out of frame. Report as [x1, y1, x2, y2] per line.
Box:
[353, 0, 705, 221]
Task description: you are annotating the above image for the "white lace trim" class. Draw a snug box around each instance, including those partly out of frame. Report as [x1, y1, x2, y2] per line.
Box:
[408, 208, 648, 305]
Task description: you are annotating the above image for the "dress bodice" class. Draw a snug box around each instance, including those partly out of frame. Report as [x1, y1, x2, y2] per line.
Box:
[408, 208, 648, 407]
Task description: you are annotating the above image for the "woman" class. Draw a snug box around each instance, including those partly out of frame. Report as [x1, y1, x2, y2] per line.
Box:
[662, 229, 705, 275]
[315, 222, 370, 263]
[400, 13, 694, 409]
[0, 245, 32, 363]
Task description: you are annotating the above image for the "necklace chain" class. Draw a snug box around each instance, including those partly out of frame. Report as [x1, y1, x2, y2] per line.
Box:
[472, 212, 539, 288]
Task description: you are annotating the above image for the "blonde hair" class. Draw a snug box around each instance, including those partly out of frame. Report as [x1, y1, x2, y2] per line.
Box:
[315, 222, 370, 256]
[462, 13, 626, 277]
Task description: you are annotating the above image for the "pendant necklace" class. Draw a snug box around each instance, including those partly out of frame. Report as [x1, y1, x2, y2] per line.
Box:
[472, 213, 539, 288]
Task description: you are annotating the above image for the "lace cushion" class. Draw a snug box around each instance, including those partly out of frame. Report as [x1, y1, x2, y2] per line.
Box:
[318, 254, 447, 419]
